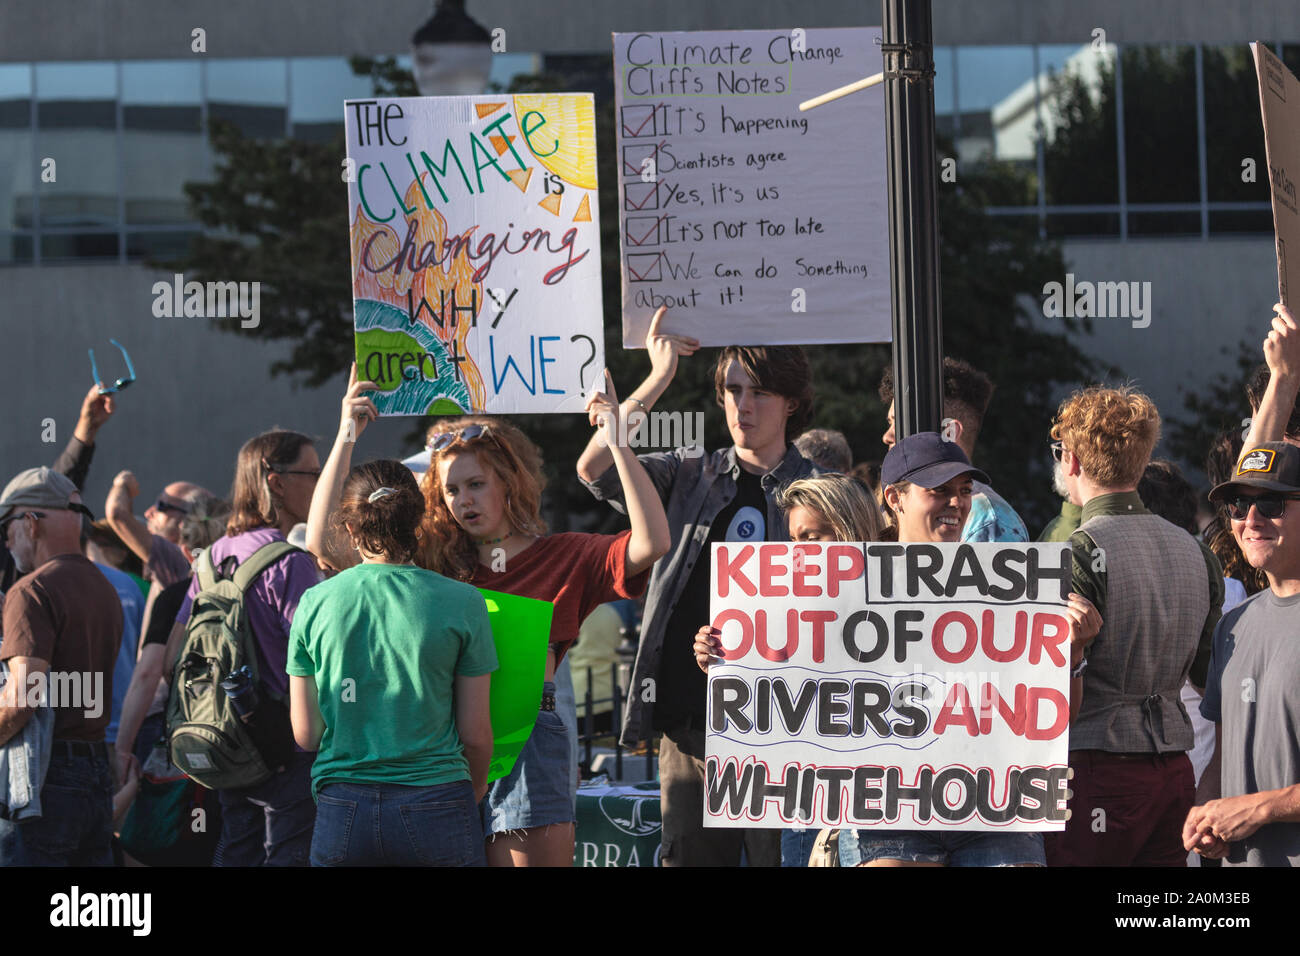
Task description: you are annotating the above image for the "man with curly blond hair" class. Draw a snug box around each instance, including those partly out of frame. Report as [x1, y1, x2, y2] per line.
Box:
[1045, 386, 1224, 867]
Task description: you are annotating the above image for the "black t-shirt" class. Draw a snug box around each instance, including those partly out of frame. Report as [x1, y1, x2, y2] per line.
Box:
[144, 578, 190, 647]
[654, 467, 768, 730]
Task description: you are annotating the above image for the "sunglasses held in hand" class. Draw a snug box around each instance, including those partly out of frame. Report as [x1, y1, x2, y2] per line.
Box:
[89, 339, 136, 395]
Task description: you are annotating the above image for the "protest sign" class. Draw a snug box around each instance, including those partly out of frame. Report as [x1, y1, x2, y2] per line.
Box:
[344, 95, 604, 415]
[612, 28, 889, 348]
[1253, 43, 1300, 308]
[479, 587, 553, 782]
[705, 542, 1073, 831]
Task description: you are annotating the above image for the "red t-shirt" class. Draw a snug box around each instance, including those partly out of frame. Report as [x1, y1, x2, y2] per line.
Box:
[470, 531, 648, 661]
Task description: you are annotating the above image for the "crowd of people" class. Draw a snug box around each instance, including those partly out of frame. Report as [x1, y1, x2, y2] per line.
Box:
[0, 300, 1297, 868]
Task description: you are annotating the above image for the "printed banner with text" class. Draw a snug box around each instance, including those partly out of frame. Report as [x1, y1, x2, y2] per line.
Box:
[613, 28, 889, 347]
[705, 542, 1073, 831]
[344, 95, 604, 415]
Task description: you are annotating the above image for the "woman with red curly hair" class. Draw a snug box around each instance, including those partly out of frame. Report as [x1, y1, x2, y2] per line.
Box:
[307, 365, 670, 866]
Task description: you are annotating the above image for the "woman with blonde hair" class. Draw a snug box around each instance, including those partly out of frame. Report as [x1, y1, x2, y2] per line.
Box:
[307, 366, 670, 866]
[693, 472, 885, 865]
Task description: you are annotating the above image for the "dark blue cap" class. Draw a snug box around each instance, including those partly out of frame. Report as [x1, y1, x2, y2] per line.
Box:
[881, 431, 989, 489]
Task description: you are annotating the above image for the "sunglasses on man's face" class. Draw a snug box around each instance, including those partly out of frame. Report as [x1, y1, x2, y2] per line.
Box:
[152, 497, 191, 517]
[427, 424, 492, 453]
[89, 339, 136, 395]
[0, 502, 93, 536]
[1225, 493, 1300, 521]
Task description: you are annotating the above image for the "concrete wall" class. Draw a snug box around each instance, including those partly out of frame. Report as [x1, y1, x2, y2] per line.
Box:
[3, 0, 1300, 63]
[0, 263, 420, 517]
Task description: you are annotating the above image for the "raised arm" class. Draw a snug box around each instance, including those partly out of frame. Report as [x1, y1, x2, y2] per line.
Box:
[586, 371, 671, 576]
[305, 364, 378, 573]
[53, 385, 116, 491]
[104, 470, 153, 564]
[576, 306, 698, 484]
[1245, 302, 1300, 446]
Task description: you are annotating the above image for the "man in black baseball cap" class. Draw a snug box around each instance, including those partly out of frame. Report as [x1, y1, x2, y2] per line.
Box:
[1186, 441, 1300, 867]
[0, 466, 123, 865]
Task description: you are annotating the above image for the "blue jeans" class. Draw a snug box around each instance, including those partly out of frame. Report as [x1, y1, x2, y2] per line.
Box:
[0, 746, 114, 866]
[781, 827, 820, 867]
[215, 750, 315, 867]
[855, 829, 1046, 867]
[311, 779, 485, 866]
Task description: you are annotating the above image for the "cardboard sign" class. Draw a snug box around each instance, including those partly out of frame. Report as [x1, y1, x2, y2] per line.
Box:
[344, 95, 605, 414]
[479, 587, 553, 782]
[1253, 43, 1300, 307]
[705, 542, 1073, 831]
[612, 28, 889, 347]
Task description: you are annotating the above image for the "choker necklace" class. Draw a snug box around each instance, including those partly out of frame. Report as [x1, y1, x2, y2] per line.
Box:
[477, 531, 514, 546]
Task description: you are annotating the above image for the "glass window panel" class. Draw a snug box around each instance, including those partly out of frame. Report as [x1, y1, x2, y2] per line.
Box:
[41, 231, 119, 260]
[956, 45, 1036, 173]
[1127, 210, 1201, 236]
[208, 59, 287, 139]
[0, 233, 34, 264]
[122, 61, 203, 225]
[126, 229, 197, 262]
[1045, 211, 1120, 238]
[1283, 44, 1300, 78]
[1040, 43, 1118, 206]
[487, 53, 540, 92]
[36, 62, 118, 229]
[1122, 45, 1199, 204]
[1208, 209, 1272, 234]
[289, 57, 371, 143]
[934, 46, 956, 144]
[1203, 45, 1269, 205]
[0, 64, 33, 231]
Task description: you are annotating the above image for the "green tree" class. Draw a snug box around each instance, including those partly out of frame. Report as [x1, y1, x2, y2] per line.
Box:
[170, 56, 1099, 532]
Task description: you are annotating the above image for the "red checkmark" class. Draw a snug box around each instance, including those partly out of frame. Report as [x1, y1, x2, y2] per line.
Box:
[627, 252, 663, 282]
[624, 183, 659, 211]
[626, 213, 668, 247]
[623, 141, 668, 176]
[622, 106, 657, 137]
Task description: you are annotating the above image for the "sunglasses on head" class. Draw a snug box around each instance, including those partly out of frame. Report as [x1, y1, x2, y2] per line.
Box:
[152, 497, 191, 516]
[1224, 493, 1300, 521]
[89, 339, 136, 395]
[427, 424, 492, 453]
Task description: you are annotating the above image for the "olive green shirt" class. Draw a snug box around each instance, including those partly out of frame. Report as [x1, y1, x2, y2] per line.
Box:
[1038, 501, 1083, 542]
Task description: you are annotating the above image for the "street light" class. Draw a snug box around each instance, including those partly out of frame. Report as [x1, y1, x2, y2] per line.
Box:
[411, 0, 493, 96]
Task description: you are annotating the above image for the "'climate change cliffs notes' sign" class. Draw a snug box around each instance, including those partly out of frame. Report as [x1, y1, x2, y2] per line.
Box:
[1254, 43, 1300, 308]
[344, 95, 604, 415]
[613, 28, 889, 348]
[705, 542, 1073, 831]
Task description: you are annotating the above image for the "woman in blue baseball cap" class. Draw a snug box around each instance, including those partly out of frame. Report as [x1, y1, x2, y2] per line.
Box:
[880, 431, 988, 543]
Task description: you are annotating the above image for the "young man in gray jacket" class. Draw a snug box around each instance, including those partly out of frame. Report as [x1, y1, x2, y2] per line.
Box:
[577, 309, 819, 867]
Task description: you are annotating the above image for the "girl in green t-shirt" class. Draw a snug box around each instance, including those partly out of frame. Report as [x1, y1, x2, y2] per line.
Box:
[288, 459, 497, 867]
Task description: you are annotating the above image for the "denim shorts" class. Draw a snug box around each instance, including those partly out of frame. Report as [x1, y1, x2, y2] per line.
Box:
[311, 779, 485, 867]
[482, 682, 575, 836]
[855, 829, 1046, 867]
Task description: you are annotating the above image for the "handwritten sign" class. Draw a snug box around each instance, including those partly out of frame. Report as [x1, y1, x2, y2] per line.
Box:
[612, 28, 889, 348]
[705, 542, 1073, 831]
[1254, 43, 1300, 308]
[344, 95, 604, 414]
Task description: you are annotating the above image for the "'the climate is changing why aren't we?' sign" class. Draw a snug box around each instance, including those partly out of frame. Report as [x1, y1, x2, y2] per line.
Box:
[344, 94, 604, 415]
[705, 542, 1074, 831]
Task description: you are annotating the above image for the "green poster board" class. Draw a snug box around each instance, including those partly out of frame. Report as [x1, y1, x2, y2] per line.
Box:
[478, 587, 553, 782]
